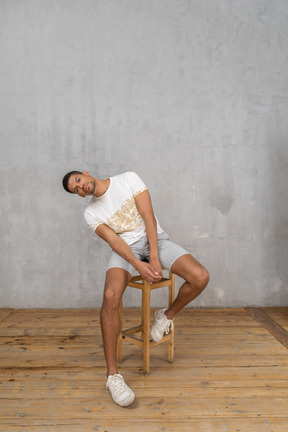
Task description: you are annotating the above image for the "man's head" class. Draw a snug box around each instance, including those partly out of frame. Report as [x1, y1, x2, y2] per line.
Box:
[62, 171, 96, 197]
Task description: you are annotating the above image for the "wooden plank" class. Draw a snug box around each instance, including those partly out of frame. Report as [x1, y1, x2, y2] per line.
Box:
[1, 384, 288, 399]
[1, 365, 288, 383]
[0, 323, 273, 337]
[0, 326, 272, 337]
[1, 418, 288, 432]
[0, 334, 286, 353]
[1, 347, 288, 368]
[263, 308, 288, 331]
[1, 396, 288, 419]
[0, 309, 14, 323]
[3, 356, 287, 369]
[264, 307, 288, 313]
[8, 380, 284, 394]
[0, 328, 278, 344]
[246, 308, 288, 350]
[1, 339, 287, 359]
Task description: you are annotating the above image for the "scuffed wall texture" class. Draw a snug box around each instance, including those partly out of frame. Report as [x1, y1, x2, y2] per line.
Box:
[1, 0, 288, 308]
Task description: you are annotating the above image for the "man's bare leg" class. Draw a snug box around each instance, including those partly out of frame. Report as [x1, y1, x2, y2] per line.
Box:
[100, 267, 132, 376]
[165, 254, 209, 320]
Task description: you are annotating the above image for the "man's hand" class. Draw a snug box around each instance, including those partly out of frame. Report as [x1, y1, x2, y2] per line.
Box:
[135, 260, 162, 283]
[149, 256, 163, 280]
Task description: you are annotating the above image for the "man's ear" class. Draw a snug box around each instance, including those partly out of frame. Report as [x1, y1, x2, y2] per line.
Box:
[83, 171, 90, 176]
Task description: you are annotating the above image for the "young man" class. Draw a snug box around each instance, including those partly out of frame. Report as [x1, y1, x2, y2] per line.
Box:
[62, 170, 209, 407]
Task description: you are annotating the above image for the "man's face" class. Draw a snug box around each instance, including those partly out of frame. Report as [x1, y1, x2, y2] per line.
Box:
[67, 171, 96, 197]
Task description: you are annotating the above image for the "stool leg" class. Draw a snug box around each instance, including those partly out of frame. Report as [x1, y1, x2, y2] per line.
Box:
[168, 272, 175, 363]
[142, 281, 151, 375]
[116, 295, 123, 363]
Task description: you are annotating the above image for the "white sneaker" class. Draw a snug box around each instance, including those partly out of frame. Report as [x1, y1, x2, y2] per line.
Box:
[106, 374, 135, 407]
[150, 308, 174, 343]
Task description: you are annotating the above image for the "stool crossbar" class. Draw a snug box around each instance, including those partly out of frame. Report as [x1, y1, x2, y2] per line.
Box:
[117, 271, 175, 375]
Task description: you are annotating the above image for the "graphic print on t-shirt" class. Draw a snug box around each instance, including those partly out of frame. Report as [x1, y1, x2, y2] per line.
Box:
[106, 189, 147, 233]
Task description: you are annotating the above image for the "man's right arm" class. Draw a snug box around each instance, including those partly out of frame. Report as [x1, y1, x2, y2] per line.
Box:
[95, 224, 161, 283]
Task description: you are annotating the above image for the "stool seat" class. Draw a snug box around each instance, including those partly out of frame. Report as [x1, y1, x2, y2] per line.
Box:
[117, 271, 175, 375]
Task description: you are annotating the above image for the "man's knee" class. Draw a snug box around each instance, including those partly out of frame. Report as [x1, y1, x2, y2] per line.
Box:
[187, 266, 209, 292]
[102, 268, 130, 310]
[102, 283, 123, 310]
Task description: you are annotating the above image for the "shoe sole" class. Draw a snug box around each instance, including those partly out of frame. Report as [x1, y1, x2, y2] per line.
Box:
[115, 392, 135, 407]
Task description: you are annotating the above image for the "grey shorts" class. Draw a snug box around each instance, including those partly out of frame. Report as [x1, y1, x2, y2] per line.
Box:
[106, 232, 189, 276]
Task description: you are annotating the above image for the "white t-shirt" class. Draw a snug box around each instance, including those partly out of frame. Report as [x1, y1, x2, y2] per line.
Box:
[84, 172, 164, 245]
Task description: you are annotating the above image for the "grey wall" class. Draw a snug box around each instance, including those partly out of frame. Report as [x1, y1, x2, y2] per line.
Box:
[1, 0, 288, 308]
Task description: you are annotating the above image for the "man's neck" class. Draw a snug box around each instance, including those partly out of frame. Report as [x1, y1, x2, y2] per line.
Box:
[93, 178, 110, 197]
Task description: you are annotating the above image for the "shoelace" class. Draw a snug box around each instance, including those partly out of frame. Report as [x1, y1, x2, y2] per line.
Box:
[107, 375, 126, 395]
[154, 313, 174, 333]
[164, 319, 174, 334]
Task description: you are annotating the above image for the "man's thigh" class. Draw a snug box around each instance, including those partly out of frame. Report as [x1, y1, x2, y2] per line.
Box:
[171, 253, 208, 282]
[106, 238, 144, 277]
[157, 234, 190, 271]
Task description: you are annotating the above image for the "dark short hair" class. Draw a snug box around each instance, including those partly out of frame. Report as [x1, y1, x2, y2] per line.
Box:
[62, 171, 82, 193]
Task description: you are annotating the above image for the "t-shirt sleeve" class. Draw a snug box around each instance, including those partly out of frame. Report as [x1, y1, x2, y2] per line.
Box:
[125, 172, 148, 197]
[84, 209, 103, 232]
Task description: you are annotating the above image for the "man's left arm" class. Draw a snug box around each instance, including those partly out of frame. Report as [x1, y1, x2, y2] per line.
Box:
[135, 190, 163, 280]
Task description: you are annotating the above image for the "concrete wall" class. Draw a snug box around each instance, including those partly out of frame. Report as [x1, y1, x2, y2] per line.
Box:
[1, 0, 288, 308]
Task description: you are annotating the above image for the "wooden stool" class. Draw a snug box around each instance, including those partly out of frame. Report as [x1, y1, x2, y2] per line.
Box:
[117, 270, 175, 375]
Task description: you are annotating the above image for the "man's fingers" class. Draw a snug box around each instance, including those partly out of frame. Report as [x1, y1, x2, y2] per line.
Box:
[140, 263, 162, 283]
[147, 266, 161, 277]
[148, 265, 162, 279]
[144, 270, 161, 283]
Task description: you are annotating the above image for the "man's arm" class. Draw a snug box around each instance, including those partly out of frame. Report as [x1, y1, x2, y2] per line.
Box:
[134, 190, 163, 279]
[96, 223, 161, 283]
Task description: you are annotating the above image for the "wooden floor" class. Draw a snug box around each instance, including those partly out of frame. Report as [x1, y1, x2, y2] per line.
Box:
[1, 307, 288, 431]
